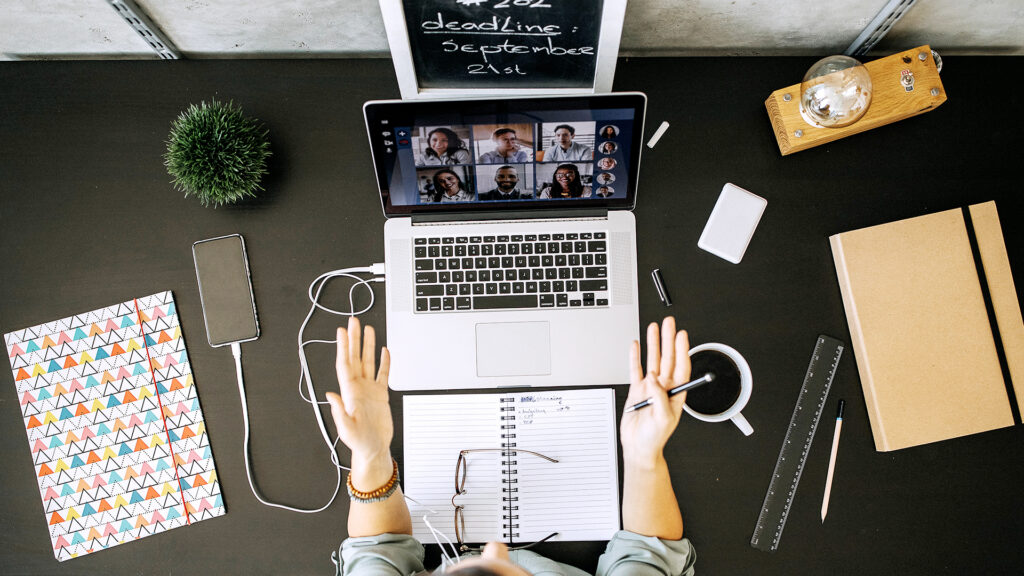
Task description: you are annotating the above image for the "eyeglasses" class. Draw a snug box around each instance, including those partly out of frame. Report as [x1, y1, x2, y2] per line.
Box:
[451, 448, 559, 552]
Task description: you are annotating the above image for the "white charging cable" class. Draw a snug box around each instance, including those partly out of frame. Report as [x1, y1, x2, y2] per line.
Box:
[401, 494, 461, 568]
[230, 264, 385, 513]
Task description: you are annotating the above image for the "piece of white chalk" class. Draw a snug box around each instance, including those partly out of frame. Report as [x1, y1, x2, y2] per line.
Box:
[646, 121, 670, 148]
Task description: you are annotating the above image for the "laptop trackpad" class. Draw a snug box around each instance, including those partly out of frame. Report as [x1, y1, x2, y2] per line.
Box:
[476, 322, 551, 377]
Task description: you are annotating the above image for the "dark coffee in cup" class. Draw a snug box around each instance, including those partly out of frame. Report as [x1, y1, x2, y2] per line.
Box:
[686, 350, 742, 415]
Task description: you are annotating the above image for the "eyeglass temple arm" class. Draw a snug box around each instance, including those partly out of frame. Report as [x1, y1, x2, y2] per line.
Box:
[459, 448, 558, 463]
[507, 531, 560, 551]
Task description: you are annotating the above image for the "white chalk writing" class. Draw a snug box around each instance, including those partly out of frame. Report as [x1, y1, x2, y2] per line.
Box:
[419, 8, 597, 77]
[423, 13, 560, 36]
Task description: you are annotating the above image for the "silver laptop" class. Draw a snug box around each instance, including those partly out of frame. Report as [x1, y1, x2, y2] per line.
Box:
[364, 93, 646, 390]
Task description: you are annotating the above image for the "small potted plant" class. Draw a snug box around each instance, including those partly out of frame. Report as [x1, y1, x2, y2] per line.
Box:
[164, 99, 271, 207]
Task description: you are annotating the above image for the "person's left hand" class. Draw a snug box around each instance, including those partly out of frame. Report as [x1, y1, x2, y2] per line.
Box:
[326, 317, 392, 467]
[620, 317, 690, 468]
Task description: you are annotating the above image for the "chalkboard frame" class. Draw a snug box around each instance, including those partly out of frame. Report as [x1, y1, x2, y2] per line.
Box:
[380, 0, 627, 99]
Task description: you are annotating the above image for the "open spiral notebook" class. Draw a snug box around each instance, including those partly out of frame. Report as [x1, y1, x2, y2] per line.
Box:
[403, 388, 619, 546]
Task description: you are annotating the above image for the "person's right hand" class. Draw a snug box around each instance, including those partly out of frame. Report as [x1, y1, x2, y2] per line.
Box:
[326, 317, 393, 476]
[619, 317, 690, 467]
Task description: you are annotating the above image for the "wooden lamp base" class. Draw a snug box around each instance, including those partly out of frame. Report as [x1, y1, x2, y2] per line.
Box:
[766, 45, 947, 156]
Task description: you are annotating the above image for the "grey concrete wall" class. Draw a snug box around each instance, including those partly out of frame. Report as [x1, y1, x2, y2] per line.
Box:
[2, 0, 1022, 60]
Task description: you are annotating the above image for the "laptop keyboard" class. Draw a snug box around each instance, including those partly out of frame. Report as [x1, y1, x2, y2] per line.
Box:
[413, 232, 610, 312]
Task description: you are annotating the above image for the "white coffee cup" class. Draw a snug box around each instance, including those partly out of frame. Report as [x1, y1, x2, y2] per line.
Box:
[683, 343, 754, 436]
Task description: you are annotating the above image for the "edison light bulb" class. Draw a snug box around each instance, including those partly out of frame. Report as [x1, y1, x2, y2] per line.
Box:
[799, 55, 872, 128]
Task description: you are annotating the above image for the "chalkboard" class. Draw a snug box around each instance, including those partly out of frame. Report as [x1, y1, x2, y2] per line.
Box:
[381, 0, 627, 99]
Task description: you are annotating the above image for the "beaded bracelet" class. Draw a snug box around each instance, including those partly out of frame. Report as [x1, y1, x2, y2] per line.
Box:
[347, 459, 400, 503]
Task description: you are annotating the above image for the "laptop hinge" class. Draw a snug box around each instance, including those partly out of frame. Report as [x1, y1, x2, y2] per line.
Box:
[412, 208, 607, 224]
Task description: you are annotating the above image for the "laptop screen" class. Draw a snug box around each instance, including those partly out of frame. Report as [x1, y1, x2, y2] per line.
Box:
[363, 93, 646, 216]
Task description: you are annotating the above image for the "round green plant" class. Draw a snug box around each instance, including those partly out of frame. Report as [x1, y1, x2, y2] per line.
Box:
[164, 100, 271, 207]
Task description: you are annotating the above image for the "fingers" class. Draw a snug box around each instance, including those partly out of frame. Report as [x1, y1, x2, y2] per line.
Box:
[348, 317, 362, 378]
[625, 340, 645, 405]
[376, 347, 391, 387]
[338, 319, 383, 385]
[646, 377, 672, 413]
[362, 325, 376, 379]
[629, 340, 643, 385]
[646, 322, 660, 377]
[673, 330, 691, 385]
[630, 372, 674, 425]
[335, 326, 349, 382]
[659, 316, 676, 383]
[326, 391, 353, 429]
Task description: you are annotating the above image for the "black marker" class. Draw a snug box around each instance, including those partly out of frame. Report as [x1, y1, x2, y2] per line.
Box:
[651, 268, 672, 307]
[624, 372, 714, 413]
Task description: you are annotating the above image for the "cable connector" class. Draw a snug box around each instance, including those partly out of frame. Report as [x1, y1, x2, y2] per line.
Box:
[370, 262, 386, 277]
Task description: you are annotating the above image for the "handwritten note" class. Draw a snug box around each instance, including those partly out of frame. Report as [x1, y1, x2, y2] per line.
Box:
[401, 0, 605, 89]
[403, 388, 619, 546]
[512, 391, 619, 544]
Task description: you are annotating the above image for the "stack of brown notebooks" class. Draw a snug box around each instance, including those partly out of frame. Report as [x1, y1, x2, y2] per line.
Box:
[830, 201, 1023, 451]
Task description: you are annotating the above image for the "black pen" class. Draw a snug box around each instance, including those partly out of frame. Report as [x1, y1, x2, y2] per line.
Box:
[623, 372, 714, 413]
[651, 268, 672, 307]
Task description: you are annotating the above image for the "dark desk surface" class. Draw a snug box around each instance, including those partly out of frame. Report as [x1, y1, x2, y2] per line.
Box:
[1, 57, 1022, 575]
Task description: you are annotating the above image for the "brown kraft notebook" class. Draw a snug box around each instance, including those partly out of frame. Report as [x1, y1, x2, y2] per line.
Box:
[829, 201, 1023, 451]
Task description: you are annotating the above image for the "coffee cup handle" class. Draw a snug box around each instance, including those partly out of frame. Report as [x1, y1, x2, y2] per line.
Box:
[731, 413, 753, 436]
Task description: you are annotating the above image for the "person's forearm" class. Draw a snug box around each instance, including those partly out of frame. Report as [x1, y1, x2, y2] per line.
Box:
[348, 452, 413, 537]
[622, 454, 683, 540]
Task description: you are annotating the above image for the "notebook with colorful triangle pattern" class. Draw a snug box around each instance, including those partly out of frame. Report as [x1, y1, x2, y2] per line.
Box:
[4, 291, 226, 561]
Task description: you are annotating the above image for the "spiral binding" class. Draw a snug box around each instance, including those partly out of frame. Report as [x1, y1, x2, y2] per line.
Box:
[500, 395, 520, 540]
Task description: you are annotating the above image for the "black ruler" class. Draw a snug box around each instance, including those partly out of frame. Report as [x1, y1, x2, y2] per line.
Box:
[750, 335, 844, 552]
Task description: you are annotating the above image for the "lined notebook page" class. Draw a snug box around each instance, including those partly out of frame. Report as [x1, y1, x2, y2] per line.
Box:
[403, 389, 620, 546]
[512, 389, 620, 543]
[404, 394, 504, 543]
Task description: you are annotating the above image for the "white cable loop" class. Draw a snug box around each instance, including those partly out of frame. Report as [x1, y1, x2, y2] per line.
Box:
[297, 270, 379, 407]
[231, 265, 384, 513]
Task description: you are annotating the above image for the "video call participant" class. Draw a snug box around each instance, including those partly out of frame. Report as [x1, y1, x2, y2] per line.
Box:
[421, 127, 471, 166]
[329, 316, 696, 575]
[478, 128, 531, 164]
[418, 176, 435, 202]
[599, 141, 617, 155]
[432, 169, 474, 203]
[600, 125, 618, 139]
[543, 124, 593, 162]
[597, 186, 615, 198]
[479, 165, 530, 201]
[539, 164, 591, 199]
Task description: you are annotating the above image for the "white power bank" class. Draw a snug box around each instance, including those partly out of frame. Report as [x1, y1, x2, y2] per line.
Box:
[697, 183, 767, 264]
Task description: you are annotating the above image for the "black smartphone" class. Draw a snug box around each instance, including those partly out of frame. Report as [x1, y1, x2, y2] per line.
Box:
[192, 234, 260, 347]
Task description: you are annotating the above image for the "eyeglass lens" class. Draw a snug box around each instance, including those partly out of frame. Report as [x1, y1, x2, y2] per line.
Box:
[455, 453, 467, 494]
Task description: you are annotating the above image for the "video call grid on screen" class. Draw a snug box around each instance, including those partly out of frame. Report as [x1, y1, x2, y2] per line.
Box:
[365, 95, 645, 216]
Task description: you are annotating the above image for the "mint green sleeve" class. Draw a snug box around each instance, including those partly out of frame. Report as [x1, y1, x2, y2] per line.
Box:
[595, 530, 696, 576]
[333, 533, 426, 576]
